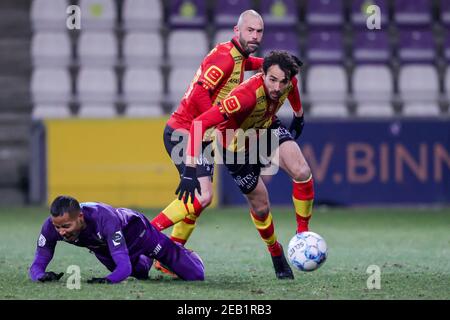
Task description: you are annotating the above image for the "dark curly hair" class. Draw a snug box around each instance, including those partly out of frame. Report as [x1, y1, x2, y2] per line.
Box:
[262, 50, 303, 79]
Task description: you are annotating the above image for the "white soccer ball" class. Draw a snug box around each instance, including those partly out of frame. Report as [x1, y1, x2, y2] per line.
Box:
[287, 231, 328, 272]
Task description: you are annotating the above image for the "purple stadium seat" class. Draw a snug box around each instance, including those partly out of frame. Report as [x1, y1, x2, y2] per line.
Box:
[260, 0, 298, 29]
[169, 0, 207, 29]
[394, 0, 431, 26]
[445, 31, 450, 61]
[398, 28, 436, 64]
[350, 0, 388, 27]
[441, 0, 450, 26]
[353, 30, 390, 64]
[306, 0, 343, 27]
[260, 31, 300, 58]
[213, 0, 253, 29]
[306, 30, 343, 64]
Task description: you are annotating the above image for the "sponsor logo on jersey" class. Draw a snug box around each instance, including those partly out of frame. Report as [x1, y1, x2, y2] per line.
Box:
[223, 96, 241, 114]
[204, 65, 224, 86]
[112, 231, 123, 247]
[38, 234, 46, 247]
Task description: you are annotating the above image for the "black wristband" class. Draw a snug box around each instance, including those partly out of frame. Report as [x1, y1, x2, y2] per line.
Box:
[183, 166, 197, 178]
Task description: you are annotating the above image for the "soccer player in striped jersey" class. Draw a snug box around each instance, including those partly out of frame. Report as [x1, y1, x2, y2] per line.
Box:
[150, 11, 265, 273]
[176, 51, 312, 279]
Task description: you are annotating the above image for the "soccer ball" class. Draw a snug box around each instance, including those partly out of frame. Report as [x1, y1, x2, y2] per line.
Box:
[287, 231, 328, 272]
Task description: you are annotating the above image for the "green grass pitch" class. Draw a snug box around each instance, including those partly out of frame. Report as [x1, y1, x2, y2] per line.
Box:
[0, 206, 449, 300]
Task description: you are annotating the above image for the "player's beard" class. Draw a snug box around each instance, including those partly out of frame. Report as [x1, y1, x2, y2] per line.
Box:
[269, 90, 281, 100]
[239, 34, 259, 54]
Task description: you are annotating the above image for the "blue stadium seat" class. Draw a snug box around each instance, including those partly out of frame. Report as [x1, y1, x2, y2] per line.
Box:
[213, 0, 253, 29]
[169, 0, 207, 29]
[353, 30, 390, 64]
[260, 30, 300, 58]
[397, 28, 436, 64]
[306, 30, 343, 64]
[351, 0, 389, 27]
[260, 0, 298, 29]
[306, 0, 343, 27]
[441, 0, 450, 26]
[394, 0, 431, 27]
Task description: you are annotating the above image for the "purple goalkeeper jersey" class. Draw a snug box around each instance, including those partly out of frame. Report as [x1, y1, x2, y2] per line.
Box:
[29, 202, 204, 283]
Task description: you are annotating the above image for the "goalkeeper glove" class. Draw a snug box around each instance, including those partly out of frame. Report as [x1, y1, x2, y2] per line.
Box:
[289, 113, 304, 140]
[175, 166, 201, 204]
[87, 277, 112, 284]
[38, 271, 64, 282]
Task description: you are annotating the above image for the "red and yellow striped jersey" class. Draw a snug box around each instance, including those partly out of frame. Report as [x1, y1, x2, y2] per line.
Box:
[187, 72, 302, 156]
[167, 37, 263, 131]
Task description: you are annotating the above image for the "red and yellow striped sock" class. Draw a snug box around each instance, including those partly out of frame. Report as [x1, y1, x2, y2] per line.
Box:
[150, 198, 193, 231]
[170, 198, 204, 245]
[250, 209, 282, 257]
[292, 175, 314, 233]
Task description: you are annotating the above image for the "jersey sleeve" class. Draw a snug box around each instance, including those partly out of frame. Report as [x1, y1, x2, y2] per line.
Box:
[187, 105, 227, 158]
[100, 216, 132, 283]
[287, 76, 302, 113]
[218, 86, 256, 119]
[244, 56, 263, 71]
[196, 49, 233, 92]
[29, 219, 58, 281]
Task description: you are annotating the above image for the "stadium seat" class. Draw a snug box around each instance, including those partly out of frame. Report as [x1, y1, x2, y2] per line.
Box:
[168, 30, 208, 68]
[213, 29, 235, 45]
[169, 0, 207, 29]
[352, 65, 393, 103]
[77, 68, 117, 104]
[394, 0, 431, 26]
[260, 31, 300, 58]
[444, 32, 450, 62]
[123, 32, 163, 67]
[353, 30, 390, 64]
[445, 67, 450, 101]
[78, 32, 117, 67]
[309, 103, 349, 117]
[79, 0, 116, 30]
[78, 104, 117, 118]
[123, 0, 162, 31]
[260, 0, 298, 29]
[125, 104, 164, 118]
[213, 0, 253, 29]
[351, 0, 388, 27]
[306, 0, 343, 27]
[398, 65, 439, 103]
[402, 103, 441, 117]
[441, 0, 450, 26]
[356, 103, 395, 118]
[31, 69, 72, 104]
[30, 0, 68, 31]
[123, 68, 163, 104]
[32, 104, 72, 119]
[306, 30, 344, 64]
[31, 32, 71, 68]
[168, 67, 198, 106]
[307, 65, 347, 103]
[398, 29, 436, 64]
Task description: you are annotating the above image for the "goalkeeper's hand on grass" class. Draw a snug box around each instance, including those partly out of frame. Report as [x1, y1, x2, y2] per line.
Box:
[87, 277, 112, 284]
[175, 166, 201, 204]
[38, 271, 64, 282]
[289, 113, 304, 140]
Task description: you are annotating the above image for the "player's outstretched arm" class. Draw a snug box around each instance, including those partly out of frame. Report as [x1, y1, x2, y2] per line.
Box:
[175, 106, 227, 204]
